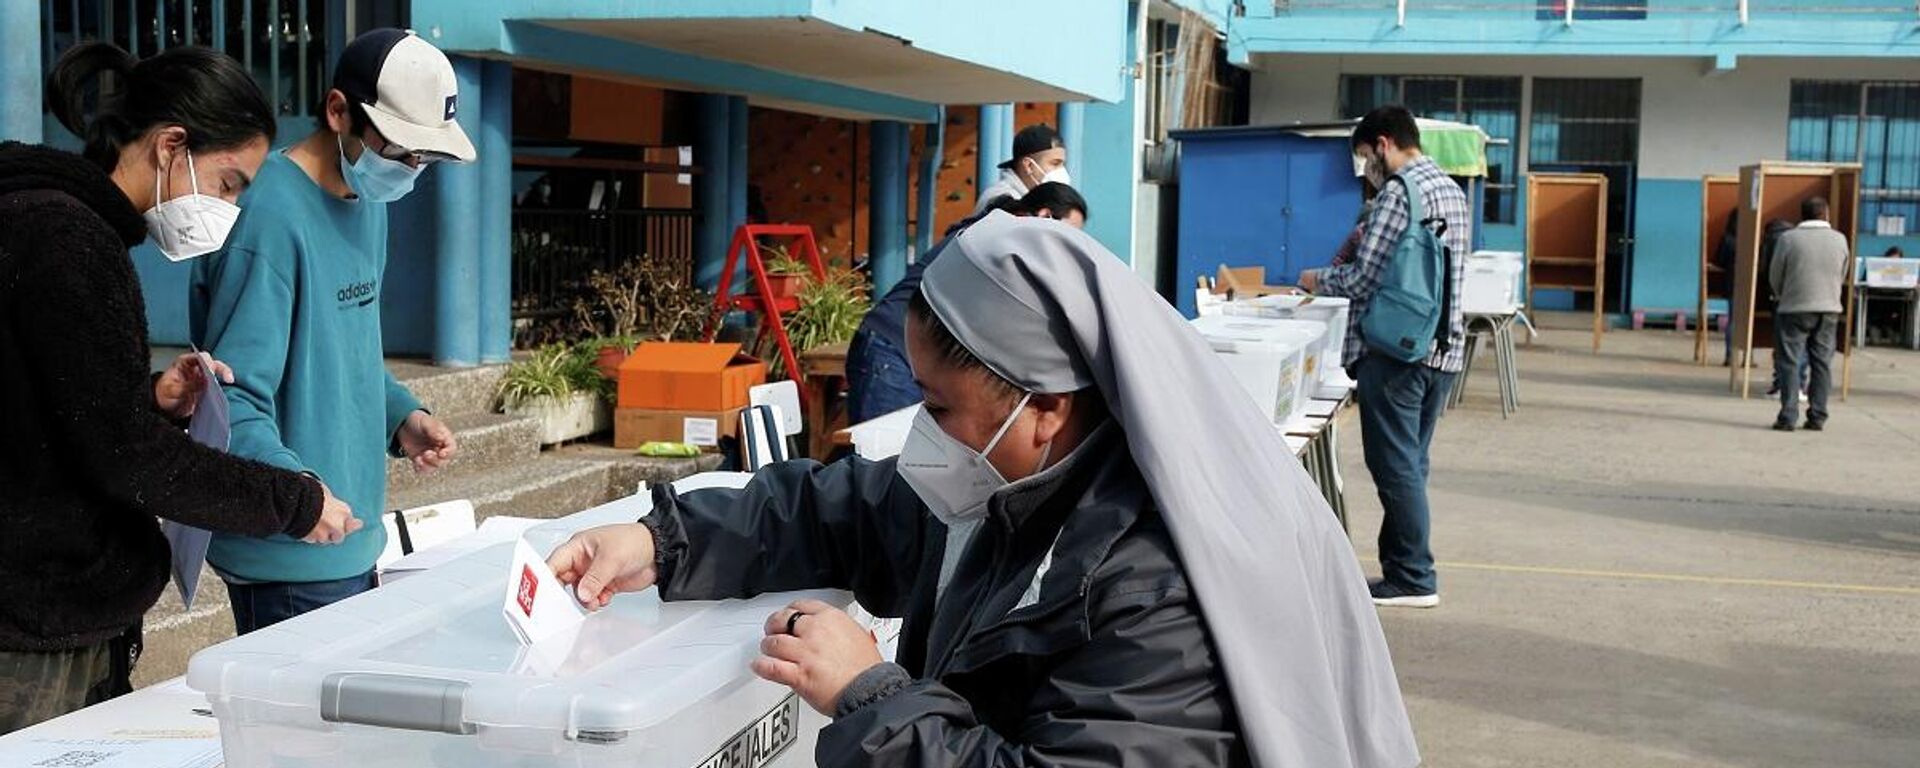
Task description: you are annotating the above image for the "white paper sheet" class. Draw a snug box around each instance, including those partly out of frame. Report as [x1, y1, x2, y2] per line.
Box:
[8, 738, 221, 768]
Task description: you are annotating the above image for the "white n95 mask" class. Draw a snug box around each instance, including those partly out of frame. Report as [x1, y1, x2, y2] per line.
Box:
[145, 150, 240, 262]
[897, 393, 1044, 526]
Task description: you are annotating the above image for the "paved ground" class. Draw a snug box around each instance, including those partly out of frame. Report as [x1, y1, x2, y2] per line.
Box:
[1346, 315, 1920, 767]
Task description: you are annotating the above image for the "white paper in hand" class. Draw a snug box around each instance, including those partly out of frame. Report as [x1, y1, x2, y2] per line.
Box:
[162, 350, 228, 609]
[503, 538, 587, 645]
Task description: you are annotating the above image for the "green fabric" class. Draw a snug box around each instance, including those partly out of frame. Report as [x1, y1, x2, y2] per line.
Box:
[189, 152, 422, 584]
[1421, 127, 1488, 177]
[639, 442, 703, 458]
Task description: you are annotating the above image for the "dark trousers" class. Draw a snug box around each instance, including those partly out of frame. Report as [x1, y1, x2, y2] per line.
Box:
[1355, 355, 1455, 593]
[0, 624, 139, 735]
[226, 571, 377, 635]
[846, 328, 924, 424]
[1773, 312, 1838, 426]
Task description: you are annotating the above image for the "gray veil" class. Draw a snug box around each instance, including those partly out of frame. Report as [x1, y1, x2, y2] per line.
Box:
[920, 211, 1419, 768]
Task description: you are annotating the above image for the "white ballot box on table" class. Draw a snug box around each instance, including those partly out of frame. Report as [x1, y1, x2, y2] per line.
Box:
[1462, 257, 1524, 314]
[1191, 315, 1322, 427]
[187, 488, 841, 768]
[1219, 294, 1352, 389]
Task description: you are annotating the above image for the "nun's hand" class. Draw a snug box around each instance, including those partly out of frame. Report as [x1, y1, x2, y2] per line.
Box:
[753, 600, 883, 715]
[546, 523, 658, 610]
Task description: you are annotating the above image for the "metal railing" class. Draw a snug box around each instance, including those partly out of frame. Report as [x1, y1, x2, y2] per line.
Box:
[510, 209, 697, 321]
[40, 0, 334, 119]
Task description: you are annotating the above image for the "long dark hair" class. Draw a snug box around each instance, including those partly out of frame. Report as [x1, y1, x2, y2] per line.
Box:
[44, 42, 276, 171]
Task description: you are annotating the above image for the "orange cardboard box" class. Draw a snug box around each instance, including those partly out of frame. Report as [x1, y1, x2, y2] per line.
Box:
[617, 342, 767, 411]
[614, 407, 744, 449]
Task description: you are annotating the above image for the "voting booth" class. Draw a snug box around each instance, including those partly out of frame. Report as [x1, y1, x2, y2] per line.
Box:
[1525, 172, 1610, 352]
[1727, 162, 1862, 399]
[188, 495, 838, 768]
[1696, 175, 1741, 364]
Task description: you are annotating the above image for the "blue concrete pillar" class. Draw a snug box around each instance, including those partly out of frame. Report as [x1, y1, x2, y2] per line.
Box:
[0, 1, 43, 143]
[1079, 4, 1143, 264]
[477, 59, 513, 364]
[430, 55, 484, 367]
[693, 93, 732, 291]
[916, 107, 945, 255]
[977, 103, 1011, 199]
[870, 121, 909, 296]
[726, 95, 751, 290]
[1057, 102, 1086, 178]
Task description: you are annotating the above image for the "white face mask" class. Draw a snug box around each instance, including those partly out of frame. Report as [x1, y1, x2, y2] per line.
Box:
[897, 393, 1052, 526]
[144, 150, 240, 262]
[1024, 158, 1072, 189]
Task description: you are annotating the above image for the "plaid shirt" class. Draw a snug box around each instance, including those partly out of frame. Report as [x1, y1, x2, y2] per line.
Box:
[1319, 155, 1470, 373]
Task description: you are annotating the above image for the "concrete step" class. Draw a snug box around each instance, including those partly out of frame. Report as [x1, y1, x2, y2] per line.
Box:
[389, 455, 617, 523]
[385, 411, 542, 497]
[388, 359, 509, 423]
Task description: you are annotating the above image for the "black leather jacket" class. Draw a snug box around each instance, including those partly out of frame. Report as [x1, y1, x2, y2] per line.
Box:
[644, 422, 1252, 767]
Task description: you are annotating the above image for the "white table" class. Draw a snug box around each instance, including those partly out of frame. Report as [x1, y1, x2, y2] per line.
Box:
[0, 677, 222, 767]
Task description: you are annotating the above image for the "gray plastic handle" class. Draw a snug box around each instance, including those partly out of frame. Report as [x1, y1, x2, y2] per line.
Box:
[321, 673, 475, 735]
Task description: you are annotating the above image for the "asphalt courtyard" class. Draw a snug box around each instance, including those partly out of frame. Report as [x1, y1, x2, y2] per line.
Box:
[1343, 316, 1920, 767]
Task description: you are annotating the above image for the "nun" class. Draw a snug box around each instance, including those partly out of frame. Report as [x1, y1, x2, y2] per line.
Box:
[546, 212, 1419, 767]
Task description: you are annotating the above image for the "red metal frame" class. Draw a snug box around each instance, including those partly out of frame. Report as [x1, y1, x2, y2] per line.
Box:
[703, 224, 829, 387]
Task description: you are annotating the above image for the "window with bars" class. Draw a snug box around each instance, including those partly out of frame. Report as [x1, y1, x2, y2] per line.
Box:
[1341, 74, 1521, 224]
[1789, 80, 1920, 235]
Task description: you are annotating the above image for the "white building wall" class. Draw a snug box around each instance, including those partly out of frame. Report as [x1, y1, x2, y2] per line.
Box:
[1247, 54, 1919, 181]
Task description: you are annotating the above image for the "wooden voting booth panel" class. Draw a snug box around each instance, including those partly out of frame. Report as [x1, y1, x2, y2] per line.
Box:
[1526, 173, 1609, 352]
[1696, 176, 1740, 364]
[1728, 162, 1861, 399]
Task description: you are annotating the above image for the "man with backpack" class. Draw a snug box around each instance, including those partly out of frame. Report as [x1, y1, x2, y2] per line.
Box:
[1300, 106, 1468, 608]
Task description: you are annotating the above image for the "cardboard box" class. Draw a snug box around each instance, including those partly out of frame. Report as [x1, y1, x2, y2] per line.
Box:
[615, 407, 744, 449]
[1212, 265, 1295, 299]
[617, 342, 767, 411]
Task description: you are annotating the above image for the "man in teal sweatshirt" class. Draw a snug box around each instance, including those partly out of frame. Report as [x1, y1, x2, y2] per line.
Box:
[190, 29, 474, 633]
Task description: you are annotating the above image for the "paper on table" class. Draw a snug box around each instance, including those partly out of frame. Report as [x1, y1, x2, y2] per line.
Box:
[381, 516, 541, 580]
[10, 738, 221, 768]
[161, 350, 227, 610]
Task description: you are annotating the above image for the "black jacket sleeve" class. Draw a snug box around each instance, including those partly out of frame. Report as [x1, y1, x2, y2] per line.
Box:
[816, 539, 1244, 767]
[11, 217, 322, 539]
[645, 456, 932, 617]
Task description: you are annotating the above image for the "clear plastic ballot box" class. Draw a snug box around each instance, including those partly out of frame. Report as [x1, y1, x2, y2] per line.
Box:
[187, 493, 842, 768]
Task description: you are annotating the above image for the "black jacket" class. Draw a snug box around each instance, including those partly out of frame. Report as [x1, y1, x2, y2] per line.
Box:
[645, 423, 1252, 767]
[0, 143, 322, 652]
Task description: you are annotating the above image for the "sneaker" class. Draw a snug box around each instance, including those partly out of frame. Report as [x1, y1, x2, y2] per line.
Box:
[1772, 420, 1796, 432]
[1369, 580, 1439, 608]
[1803, 420, 1824, 432]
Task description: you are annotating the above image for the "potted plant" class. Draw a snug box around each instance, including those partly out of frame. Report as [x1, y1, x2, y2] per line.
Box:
[772, 268, 870, 380]
[497, 344, 612, 445]
[761, 245, 813, 300]
[584, 335, 640, 382]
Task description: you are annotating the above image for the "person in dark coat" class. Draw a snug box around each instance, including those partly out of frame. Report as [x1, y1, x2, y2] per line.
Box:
[549, 215, 1418, 766]
[0, 43, 356, 734]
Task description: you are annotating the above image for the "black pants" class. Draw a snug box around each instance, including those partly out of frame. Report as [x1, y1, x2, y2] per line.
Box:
[1773, 312, 1837, 426]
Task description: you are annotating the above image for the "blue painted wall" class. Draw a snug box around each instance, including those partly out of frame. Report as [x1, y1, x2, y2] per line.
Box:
[1080, 2, 1143, 265]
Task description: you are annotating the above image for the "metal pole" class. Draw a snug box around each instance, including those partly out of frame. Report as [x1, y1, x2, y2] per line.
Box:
[269, 0, 280, 115]
[185, 0, 194, 45]
[214, 0, 227, 51]
[3, 1, 45, 143]
[1738, 0, 1748, 26]
[1564, 0, 1575, 26]
[156, 0, 166, 47]
[1397, 0, 1406, 28]
[298, 0, 308, 117]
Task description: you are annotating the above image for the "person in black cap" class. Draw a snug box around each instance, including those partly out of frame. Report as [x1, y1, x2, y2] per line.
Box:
[973, 123, 1071, 213]
[187, 28, 475, 634]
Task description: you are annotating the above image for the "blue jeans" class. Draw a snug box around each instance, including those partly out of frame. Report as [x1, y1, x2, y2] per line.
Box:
[225, 571, 377, 635]
[1354, 355, 1455, 593]
[846, 328, 924, 424]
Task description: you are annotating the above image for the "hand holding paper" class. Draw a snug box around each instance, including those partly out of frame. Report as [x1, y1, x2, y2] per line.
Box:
[505, 538, 588, 645]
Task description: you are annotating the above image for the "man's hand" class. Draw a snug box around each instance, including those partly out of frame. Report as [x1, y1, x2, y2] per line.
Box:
[300, 479, 362, 545]
[752, 600, 885, 716]
[546, 523, 659, 610]
[397, 410, 457, 474]
[1298, 269, 1322, 294]
[154, 352, 233, 420]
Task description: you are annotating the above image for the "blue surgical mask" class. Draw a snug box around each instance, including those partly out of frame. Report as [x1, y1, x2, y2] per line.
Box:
[338, 134, 424, 203]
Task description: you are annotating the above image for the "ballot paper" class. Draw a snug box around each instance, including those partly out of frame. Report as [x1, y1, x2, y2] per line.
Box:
[161, 350, 227, 610]
[8, 738, 222, 768]
[503, 537, 587, 645]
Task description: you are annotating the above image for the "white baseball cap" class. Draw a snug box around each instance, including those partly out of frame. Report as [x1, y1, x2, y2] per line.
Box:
[332, 28, 476, 163]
